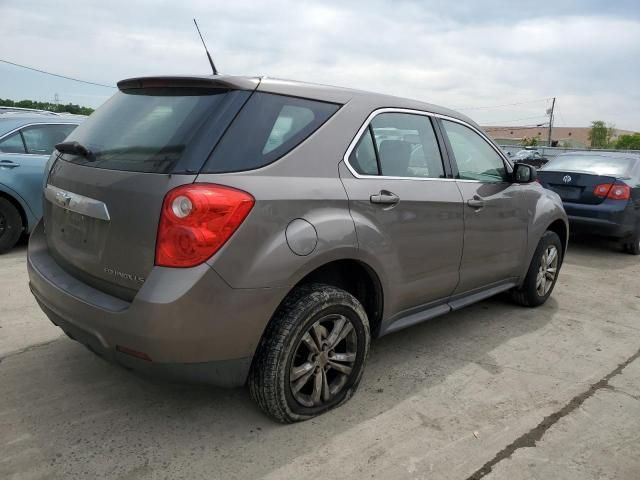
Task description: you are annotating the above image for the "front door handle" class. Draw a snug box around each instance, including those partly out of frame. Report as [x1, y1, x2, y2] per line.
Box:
[467, 196, 485, 209]
[370, 190, 400, 205]
[0, 160, 19, 169]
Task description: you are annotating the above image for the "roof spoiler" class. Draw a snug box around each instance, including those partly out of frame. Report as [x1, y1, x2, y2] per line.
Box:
[116, 75, 260, 92]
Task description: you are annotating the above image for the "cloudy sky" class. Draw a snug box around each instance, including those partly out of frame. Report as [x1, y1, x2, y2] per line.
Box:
[2, 0, 639, 130]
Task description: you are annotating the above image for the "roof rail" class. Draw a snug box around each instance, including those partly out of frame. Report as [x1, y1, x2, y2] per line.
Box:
[0, 106, 60, 116]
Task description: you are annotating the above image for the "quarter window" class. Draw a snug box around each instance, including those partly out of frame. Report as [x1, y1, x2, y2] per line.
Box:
[349, 128, 379, 175]
[0, 132, 26, 154]
[204, 93, 340, 173]
[441, 120, 507, 182]
[349, 112, 445, 179]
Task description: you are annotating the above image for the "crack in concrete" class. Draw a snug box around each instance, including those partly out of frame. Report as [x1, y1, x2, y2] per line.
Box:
[0, 338, 61, 364]
[604, 385, 640, 402]
[465, 346, 640, 480]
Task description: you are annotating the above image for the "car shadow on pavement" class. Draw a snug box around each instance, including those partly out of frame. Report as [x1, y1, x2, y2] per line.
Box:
[0, 294, 558, 479]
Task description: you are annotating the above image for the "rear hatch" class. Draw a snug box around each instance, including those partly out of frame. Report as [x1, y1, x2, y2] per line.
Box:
[537, 170, 617, 204]
[43, 77, 256, 300]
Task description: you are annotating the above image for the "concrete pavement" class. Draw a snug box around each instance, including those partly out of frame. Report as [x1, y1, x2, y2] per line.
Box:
[1, 236, 639, 479]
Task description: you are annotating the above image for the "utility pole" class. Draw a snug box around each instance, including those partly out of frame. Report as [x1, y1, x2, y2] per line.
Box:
[547, 97, 556, 147]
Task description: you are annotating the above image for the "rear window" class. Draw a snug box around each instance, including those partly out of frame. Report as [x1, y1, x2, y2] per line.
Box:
[202, 92, 340, 173]
[544, 155, 635, 177]
[60, 88, 249, 174]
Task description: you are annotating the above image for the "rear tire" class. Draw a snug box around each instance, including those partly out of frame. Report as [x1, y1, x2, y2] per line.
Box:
[248, 284, 370, 423]
[0, 198, 23, 254]
[624, 230, 640, 255]
[511, 231, 562, 307]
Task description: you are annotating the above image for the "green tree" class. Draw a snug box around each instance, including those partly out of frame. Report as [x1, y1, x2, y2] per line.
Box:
[615, 133, 640, 150]
[588, 120, 615, 148]
[0, 98, 94, 115]
[522, 136, 538, 147]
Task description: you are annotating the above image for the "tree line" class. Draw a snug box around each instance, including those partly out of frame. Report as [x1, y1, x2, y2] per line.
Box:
[589, 121, 640, 150]
[0, 98, 94, 116]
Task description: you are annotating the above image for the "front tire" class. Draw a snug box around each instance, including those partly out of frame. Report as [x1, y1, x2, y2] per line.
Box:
[249, 284, 370, 423]
[0, 198, 23, 254]
[511, 231, 562, 307]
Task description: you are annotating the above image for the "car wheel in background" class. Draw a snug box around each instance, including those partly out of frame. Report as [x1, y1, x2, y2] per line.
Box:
[511, 230, 563, 307]
[249, 284, 370, 423]
[0, 198, 23, 254]
[624, 230, 640, 255]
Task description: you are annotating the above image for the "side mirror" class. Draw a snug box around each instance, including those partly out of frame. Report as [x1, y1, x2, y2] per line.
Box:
[513, 163, 537, 183]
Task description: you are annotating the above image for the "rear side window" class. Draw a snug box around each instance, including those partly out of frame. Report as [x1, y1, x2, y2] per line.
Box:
[22, 124, 77, 155]
[203, 93, 340, 173]
[61, 88, 247, 173]
[0, 132, 26, 153]
[349, 112, 445, 178]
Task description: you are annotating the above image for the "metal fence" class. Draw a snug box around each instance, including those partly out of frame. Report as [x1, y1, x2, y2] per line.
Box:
[499, 145, 640, 161]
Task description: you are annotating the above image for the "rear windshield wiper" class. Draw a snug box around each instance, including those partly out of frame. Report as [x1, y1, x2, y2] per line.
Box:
[55, 141, 94, 161]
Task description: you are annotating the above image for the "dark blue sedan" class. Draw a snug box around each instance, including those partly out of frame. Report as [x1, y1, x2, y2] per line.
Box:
[0, 110, 84, 252]
[537, 152, 640, 254]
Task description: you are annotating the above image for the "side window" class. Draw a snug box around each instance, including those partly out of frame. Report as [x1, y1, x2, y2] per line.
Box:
[204, 93, 340, 173]
[349, 128, 379, 175]
[370, 113, 445, 178]
[21, 124, 77, 155]
[263, 105, 315, 154]
[441, 120, 507, 182]
[0, 132, 26, 154]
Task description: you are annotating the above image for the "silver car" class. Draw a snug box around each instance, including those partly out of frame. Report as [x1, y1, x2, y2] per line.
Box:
[28, 75, 568, 422]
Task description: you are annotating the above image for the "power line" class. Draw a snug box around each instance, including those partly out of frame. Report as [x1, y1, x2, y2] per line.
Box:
[0, 59, 116, 89]
[482, 114, 550, 125]
[483, 124, 549, 132]
[454, 97, 552, 111]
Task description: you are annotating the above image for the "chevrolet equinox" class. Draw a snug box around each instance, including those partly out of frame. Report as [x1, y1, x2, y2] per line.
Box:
[28, 75, 568, 422]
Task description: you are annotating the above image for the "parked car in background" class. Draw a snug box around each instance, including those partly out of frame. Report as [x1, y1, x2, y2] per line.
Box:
[538, 152, 640, 254]
[28, 75, 567, 422]
[0, 111, 84, 252]
[512, 149, 548, 169]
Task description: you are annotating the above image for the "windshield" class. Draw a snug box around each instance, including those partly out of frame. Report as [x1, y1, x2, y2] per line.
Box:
[543, 155, 635, 177]
[514, 150, 534, 159]
[60, 88, 239, 173]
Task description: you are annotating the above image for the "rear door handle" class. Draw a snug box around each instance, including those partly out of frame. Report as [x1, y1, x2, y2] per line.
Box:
[0, 160, 19, 169]
[370, 190, 400, 205]
[467, 196, 485, 209]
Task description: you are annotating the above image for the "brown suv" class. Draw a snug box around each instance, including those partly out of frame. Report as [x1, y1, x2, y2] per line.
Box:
[28, 75, 568, 422]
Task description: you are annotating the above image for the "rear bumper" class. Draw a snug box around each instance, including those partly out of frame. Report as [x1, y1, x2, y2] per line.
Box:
[27, 221, 287, 387]
[563, 200, 636, 238]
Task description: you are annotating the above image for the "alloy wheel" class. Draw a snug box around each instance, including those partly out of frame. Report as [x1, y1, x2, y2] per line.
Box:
[289, 314, 358, 408]
[536, 245, 558, 296]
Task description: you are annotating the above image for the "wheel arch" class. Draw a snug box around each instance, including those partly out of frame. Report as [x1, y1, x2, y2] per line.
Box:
[259, 257, 385, 350]
[546, 218, 568, 263]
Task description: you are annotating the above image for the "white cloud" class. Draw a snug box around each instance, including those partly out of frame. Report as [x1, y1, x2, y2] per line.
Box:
[1, 0, 639, 130]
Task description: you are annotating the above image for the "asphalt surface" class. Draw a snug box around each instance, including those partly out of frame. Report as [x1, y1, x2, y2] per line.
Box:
[1, 236, 639, 479]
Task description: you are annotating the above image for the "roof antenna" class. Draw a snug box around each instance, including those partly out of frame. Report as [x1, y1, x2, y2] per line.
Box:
[193, 18, 218, 75]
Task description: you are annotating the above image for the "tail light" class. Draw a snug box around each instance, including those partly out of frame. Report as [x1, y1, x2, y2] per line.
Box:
[155, 184, 254, 268]
[593, 183, 631, 201]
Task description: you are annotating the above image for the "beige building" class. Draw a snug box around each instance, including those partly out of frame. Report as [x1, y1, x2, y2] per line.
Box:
[483, 126, 636, 148]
